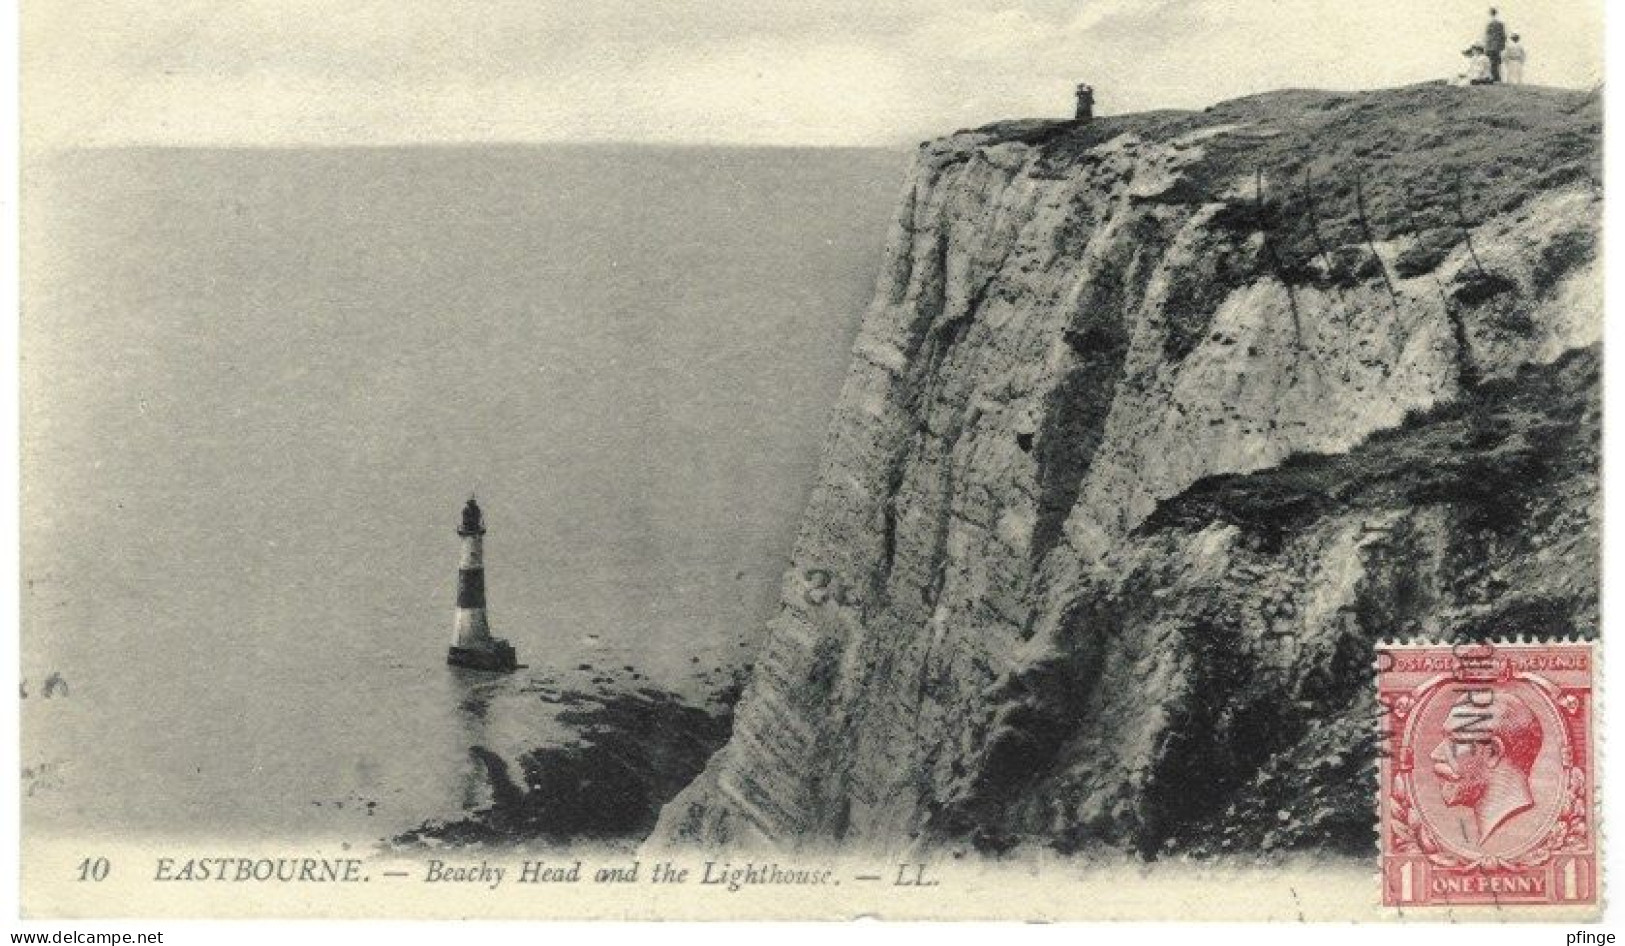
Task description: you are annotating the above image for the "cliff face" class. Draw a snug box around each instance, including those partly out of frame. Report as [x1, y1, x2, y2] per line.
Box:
[654, 84, 1601, 856]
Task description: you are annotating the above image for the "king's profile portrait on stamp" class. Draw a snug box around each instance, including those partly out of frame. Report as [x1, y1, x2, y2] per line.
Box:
[1430, 686, 1544, 844]
[1380, 642, 1595, 907]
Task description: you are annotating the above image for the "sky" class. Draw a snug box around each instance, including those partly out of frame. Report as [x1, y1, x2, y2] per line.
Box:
[23, 0, 1606, 149]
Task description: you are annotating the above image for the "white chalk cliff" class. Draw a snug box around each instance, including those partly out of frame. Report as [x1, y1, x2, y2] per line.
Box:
[654, 84, 1601, 855]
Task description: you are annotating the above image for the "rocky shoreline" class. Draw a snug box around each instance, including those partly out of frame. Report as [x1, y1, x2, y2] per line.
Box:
[390, 677, 740, 851]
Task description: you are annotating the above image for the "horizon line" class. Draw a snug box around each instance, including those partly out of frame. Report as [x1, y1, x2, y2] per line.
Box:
[32, 79, 1599, 156]
[37, 138, 925, 155]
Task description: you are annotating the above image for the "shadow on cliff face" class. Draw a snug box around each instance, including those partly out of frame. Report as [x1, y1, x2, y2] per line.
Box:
[1155, 348, 1597, 858]
[935, 347, 1598, 860]
[1141, 345, 1599, 544]
[391, 684, 737, 850]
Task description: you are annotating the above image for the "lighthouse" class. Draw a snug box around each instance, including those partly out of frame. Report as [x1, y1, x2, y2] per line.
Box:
[447, 497, 518, 672]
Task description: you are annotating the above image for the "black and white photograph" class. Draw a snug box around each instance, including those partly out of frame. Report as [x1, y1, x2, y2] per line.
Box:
[14, 0, 1609, 927]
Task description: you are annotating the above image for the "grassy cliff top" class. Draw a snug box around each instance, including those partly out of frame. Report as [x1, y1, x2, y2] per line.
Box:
[949, 83, 1599, 279]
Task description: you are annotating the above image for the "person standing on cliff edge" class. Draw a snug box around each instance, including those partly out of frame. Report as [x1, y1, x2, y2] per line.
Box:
[1504, 33, 1527, 84]
[1484, 8, 1508, 83]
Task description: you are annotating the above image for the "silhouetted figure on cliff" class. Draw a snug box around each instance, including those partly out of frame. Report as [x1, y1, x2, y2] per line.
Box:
[1074, 84, 1095, 123]
[1484, 8, 1508, 83]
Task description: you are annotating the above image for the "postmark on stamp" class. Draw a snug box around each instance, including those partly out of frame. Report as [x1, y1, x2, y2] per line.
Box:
[1378, 641, 1596, 908]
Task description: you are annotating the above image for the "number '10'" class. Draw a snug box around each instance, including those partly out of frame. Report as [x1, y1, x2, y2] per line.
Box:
[76, 857, 110, 881]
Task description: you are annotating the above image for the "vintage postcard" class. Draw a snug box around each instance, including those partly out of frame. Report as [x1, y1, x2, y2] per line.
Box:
[16, 0, 1605, 925]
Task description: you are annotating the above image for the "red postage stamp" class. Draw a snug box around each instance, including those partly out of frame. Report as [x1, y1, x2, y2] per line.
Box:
[1379, 641, 1596, 908]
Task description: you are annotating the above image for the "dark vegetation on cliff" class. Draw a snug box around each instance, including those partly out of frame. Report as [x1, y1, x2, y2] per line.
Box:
[981, 83, 1599, 383]
[983, 83, 1598, 266]
[1145, 345, 1599, 551]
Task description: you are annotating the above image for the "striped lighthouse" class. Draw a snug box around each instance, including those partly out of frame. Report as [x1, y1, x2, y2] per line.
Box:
[446, 497, 518, 672]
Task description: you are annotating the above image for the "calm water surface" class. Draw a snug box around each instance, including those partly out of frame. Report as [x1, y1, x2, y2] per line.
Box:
[21, 144, 904, 842]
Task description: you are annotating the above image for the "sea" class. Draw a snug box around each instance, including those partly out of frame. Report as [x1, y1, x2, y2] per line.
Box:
[20, 144, 906, 844]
